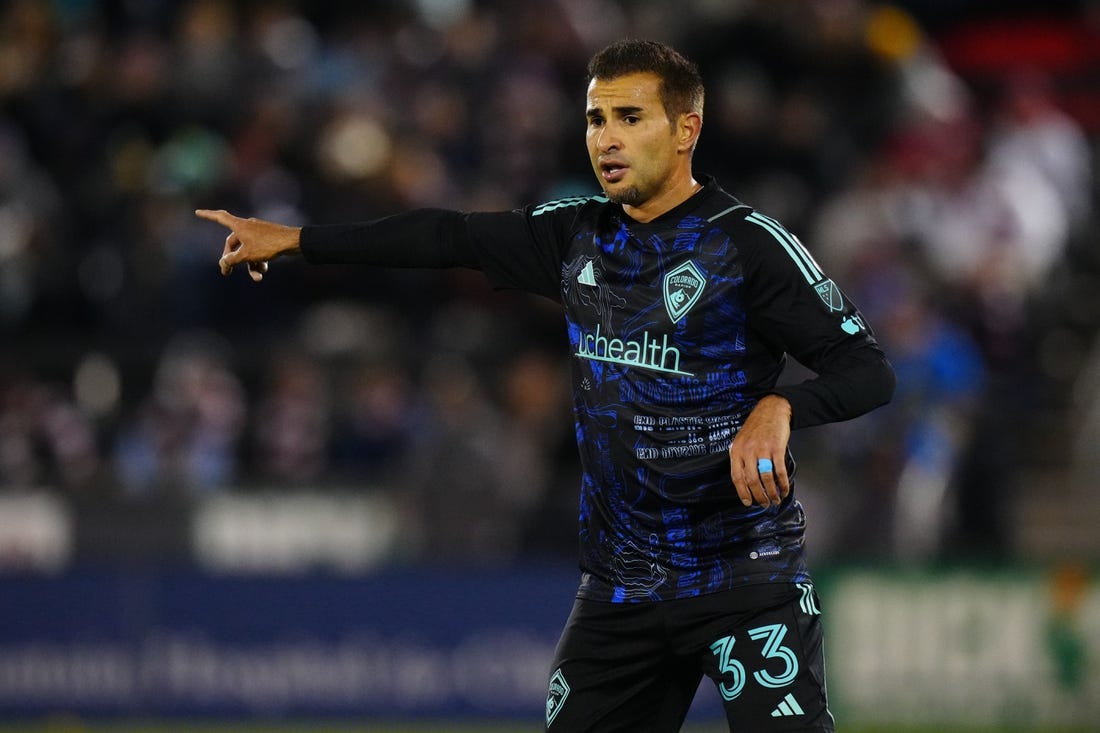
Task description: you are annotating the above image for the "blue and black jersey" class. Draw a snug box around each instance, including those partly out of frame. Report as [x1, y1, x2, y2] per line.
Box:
[301, 175, 894, 603]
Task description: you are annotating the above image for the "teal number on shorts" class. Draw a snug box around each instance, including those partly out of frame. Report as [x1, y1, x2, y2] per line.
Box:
[747, 623, 799, 688]
[708, 635, 747, 701]
[710, 623, 799, 701]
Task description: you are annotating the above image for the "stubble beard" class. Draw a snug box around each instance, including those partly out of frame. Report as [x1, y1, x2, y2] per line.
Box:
[605, 185, 645, 207]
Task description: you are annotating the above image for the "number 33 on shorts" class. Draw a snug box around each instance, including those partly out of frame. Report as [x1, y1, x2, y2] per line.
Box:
[709, 623, 799, 701]
[705, 585, 833, 729]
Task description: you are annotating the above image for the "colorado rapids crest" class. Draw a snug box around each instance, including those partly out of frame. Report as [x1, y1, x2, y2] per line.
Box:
[663, 260, 706, 323]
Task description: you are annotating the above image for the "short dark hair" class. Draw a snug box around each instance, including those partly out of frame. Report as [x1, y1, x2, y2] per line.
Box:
[586, 39, 704, 122]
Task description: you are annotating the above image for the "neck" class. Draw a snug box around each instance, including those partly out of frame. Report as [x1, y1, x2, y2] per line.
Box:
[623, 173, 702, 223]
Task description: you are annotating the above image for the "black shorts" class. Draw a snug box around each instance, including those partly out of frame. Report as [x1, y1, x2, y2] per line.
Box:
[544, 582, 834, 732]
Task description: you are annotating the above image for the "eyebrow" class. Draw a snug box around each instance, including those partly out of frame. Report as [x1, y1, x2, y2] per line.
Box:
[586, 105, 645, 118]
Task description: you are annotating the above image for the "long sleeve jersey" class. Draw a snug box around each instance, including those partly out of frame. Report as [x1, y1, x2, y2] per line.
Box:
[300, 175, 895, 602]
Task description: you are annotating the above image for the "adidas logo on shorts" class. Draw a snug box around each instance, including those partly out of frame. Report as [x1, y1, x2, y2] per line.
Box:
[770, 692, 804, 718]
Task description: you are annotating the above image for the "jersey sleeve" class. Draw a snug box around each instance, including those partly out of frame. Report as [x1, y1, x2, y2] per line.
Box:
[463, 205, 575, 300]
[300, 209, 479, 268]
[738, 211, 895, 430]
[298, 205, 574, 301]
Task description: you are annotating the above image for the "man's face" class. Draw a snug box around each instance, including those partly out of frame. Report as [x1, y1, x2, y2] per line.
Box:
[586, 72, 682, 209]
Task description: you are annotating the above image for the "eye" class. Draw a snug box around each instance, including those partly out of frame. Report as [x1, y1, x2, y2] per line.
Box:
[624, 115, 640, 124]
[588, 116, 605, 127]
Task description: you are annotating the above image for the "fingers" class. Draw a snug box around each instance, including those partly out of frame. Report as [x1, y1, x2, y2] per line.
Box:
[199, 209, 269, 281]
[730, 458, 771, 507]
[220, 232, 241, 275]
[752, 458, 777, 506]
[195, 209, 241, 228]
[774, 459, 791, 501]
[731, 463, 753, 507]
[730, 455, 788, 508]
[728, 395, 793, 508]
[201, 209, 245, 276]
[757, 460, 781, 506]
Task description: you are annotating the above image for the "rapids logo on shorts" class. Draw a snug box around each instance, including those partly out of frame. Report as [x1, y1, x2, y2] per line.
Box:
[663, 260, 706, 323]
[546, 668, 570, 727]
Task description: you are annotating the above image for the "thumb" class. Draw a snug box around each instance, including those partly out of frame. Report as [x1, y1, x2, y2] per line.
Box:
[247, 262, 268, 282]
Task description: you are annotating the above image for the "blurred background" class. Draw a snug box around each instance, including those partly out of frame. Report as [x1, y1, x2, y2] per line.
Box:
[1, 0, 1098, 730]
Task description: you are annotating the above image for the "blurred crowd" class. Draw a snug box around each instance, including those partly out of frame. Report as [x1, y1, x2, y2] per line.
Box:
[1, 0, 1098, 566]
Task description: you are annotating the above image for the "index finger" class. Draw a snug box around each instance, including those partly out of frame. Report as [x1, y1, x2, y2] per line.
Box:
[194, 209, 242, 229]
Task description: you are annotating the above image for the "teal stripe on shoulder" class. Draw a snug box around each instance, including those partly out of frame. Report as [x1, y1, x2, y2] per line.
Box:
[532, 194, 609, 217]
[745, 211, 823, 285]
[749, 211, 824, 276]
[707, 203, 751, 222]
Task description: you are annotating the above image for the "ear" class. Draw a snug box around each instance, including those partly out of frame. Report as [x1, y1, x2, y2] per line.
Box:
[677, 111, 702, 153]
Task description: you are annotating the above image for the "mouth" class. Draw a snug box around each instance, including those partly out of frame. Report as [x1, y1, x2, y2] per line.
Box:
[599, 159, 628, 183]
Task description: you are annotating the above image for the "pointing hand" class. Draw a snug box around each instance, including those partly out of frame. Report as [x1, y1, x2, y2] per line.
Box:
[195, 209, 302, 282]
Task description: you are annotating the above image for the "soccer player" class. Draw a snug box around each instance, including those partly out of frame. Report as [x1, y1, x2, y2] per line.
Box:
[198, 39, 894, 733]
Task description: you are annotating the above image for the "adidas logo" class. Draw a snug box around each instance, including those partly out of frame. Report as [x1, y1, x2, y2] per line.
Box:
[578, 260, 597, 286]
[771, 692, 804, 718]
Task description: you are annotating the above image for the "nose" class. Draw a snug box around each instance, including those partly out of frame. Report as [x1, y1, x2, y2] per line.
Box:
[595, 123, 620, 153]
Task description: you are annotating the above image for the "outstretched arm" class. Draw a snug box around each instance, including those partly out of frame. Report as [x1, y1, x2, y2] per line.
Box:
[196, 206, 569, 300]
[195, 209, 302, 282]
